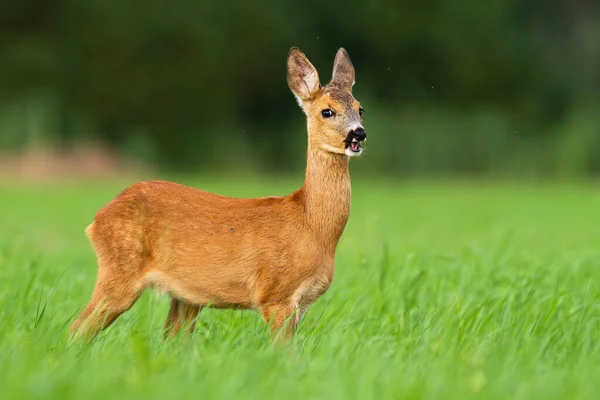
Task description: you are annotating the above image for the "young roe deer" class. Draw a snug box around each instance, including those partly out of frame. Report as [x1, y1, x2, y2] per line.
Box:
[71, 47, 367, 342]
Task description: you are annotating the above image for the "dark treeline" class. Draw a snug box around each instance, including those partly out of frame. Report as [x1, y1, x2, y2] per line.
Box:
[1, 0, 599, 177]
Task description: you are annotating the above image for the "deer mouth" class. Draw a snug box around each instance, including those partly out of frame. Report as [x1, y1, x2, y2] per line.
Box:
[347, 139, 362, 153]
[344, 131, 366, 155]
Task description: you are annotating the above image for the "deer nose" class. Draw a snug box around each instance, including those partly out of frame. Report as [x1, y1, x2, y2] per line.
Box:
[351, 127, 367, 141]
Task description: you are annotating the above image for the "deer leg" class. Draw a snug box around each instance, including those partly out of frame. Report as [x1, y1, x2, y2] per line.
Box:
[261, 303, 299, 343]
[70, 272, 142, 341]
[163, 298, 201, 340]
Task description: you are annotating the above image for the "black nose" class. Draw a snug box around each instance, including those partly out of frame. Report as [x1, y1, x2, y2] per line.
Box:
[351, 128, 367, 141]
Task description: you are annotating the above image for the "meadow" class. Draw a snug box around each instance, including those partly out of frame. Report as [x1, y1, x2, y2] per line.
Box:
[1, 177, 599, 399]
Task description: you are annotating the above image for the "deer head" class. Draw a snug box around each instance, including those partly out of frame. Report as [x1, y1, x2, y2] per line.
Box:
[287, 47, 366, 157]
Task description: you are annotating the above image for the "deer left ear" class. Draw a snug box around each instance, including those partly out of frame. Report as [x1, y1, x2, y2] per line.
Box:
[330, 48, 355, 91]
[287, 47, 321, 104]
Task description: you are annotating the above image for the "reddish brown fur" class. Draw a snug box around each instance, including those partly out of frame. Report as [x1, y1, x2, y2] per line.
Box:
[71, 47, 365, 342]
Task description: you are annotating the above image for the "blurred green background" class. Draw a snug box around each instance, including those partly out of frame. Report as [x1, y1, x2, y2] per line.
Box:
[0, 0, 599, 178]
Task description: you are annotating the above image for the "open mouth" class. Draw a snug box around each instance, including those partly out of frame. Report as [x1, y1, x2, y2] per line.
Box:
[344, 130, 366, 154]
[347, 139, 362, 153]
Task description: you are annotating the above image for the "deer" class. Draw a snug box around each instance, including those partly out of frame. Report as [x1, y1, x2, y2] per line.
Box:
[70, 47, 367, 343]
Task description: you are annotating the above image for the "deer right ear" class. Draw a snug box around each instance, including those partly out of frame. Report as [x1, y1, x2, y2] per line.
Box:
[331, 48, 355, 92]
[287, 47, 320, 105]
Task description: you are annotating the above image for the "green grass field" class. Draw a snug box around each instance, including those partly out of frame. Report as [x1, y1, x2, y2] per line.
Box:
[1, 177, 599, 399]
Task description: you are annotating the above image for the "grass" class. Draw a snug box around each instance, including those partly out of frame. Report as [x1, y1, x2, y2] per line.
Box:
[1, 176, 599, 399]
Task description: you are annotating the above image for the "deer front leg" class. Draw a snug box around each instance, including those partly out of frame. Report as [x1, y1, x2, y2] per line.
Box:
[260, 303, 299, 343]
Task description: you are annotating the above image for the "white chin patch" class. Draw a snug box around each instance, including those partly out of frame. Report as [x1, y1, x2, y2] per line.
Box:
[345, 147, 362, 157]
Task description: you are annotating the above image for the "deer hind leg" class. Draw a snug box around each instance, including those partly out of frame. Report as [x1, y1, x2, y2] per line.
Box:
[70, 270, 143, 340]
[71, 229, 147, 341]
[163, 298, 202, 340]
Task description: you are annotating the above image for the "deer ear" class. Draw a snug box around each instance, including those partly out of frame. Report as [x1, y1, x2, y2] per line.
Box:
[287, 47, 320, 105]
[330, 48, 355, 91]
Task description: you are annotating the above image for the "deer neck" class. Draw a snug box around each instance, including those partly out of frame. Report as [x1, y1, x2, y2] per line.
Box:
[298, 144, 352, 251]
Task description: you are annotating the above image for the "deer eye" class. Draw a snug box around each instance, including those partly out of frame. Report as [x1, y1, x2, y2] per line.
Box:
[359, 107, 364, 117]
[321, 109, 335, 118]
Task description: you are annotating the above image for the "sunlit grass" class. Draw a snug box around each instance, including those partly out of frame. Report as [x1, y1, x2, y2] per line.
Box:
[1, 178, 599, 399]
